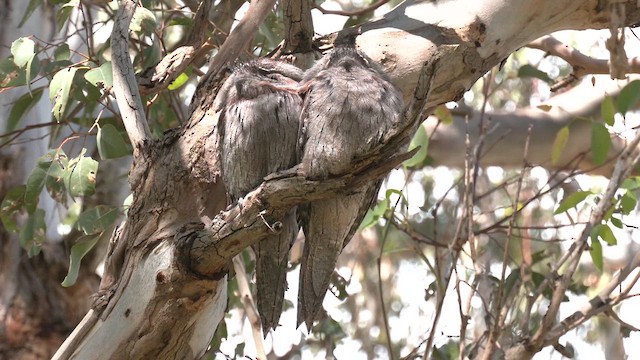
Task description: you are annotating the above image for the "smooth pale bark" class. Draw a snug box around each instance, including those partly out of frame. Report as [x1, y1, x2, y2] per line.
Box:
[46, 0, 640, 359]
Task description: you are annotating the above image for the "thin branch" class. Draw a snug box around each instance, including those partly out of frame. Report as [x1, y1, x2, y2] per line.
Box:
[231, 255, 266, 359]
[527, 35, 640, 79]
[531, 128, 640, 349]
[111, 0, 151, 148]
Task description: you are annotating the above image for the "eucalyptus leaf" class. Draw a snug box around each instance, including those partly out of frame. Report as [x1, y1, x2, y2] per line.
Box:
[19, 208, 46, 257]
[591, 122, 610, 166]
[97, 124, 131, 159]
[50, 67, 78, 120]
[64, 150, 98, 197]
[62, 233, 103, 287]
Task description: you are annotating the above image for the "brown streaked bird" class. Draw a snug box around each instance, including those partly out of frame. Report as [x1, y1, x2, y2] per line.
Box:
[297, 47, 404, 328]
[216, 58, 303, 333]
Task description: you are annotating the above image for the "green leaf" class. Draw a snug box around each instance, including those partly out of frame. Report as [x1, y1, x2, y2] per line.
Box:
[25, 150, 68, 210]
[97, 124, 131, 159]
[517, 64, 552, 83]
[621, 177, 640, 191]
[434, 105, 453, 125]
[55, 0, 79, 30]
[18, 0, 45, 27]
[76, 205, 118, 235]
[591, 122, 611, 166]
[61, 233, 102, 287]
[554, 190, 592, 215]
[611, 216, 623, 229]
[0, 58, 26, 88]
[25, 150, 66, 212]
[358, 198, 389, 230]
[54, 43, 70, 62]
[62, 202, 82, 227]
[11, 37, 36, 68]
[131, 6, 157, 34]
[19, 208, 46, 257]
[404, 125, 429, 169]
[168, 72, 189, 90]
[601, 96, 616, 126]
[64, 150, 98, 197]
[552, 126, 569, 166]
[617, 80, 640, 115]
[620, 192, 637, 214]
[209, 315, 228, 351]
[50, 67, 78, 120]
[84, 62, 113, 89]
[589, 230, 603, 271]
[6, 87, 44, 132]
[599, 224, 617, 246]
[0, 185, 27, 232]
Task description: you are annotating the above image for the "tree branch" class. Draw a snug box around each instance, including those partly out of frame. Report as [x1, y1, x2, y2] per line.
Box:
[137, 1, 214, 95]
[527, 35, 640, 80]
[111, 0, 151, 148]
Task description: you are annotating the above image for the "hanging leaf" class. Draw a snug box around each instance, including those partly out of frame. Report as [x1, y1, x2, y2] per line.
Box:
[620, 192, 637, 214]
[97, 124, 131, 159]
[24, 150, 67, 213]
[11, 37, 36, 68]
[64, 150, 98, 197]
[0, 58, 26, 88]
[19, 208, 46, 257]
[168, 72, 189, 90]
[404, 125, 429, 169]
[537, 104, 552, 112]
[517, 64, 552, 83]
[589, 230, 603, 271]
[0, 185, 27, 232]
[610, 216, 623, 229]
[84, 62, 113, 89]
[551, 126, 569, 166]
[76, 205, 119, 235]
[554, 190, 592, 215]
[131, 6, 157, 34]
[50, 66, 78, 120]
[591, 122, 611, 166]
[18, 0, 45, 27]
[434, 105, 453, 125]
[61, 233, 103, 287]
[601, 96, 616, 126]
[617, 80, 640, 116]
[6, 87, 44, 132]
[598, 224, 617, 246]
[54, 43, 70, 62]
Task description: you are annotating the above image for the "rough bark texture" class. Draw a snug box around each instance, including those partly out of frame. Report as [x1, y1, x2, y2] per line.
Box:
[48, 0, 640, 359]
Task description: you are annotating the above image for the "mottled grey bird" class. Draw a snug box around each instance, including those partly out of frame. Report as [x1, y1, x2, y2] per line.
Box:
[297, 47, 404, 327]
[217, 58, 303, 333]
